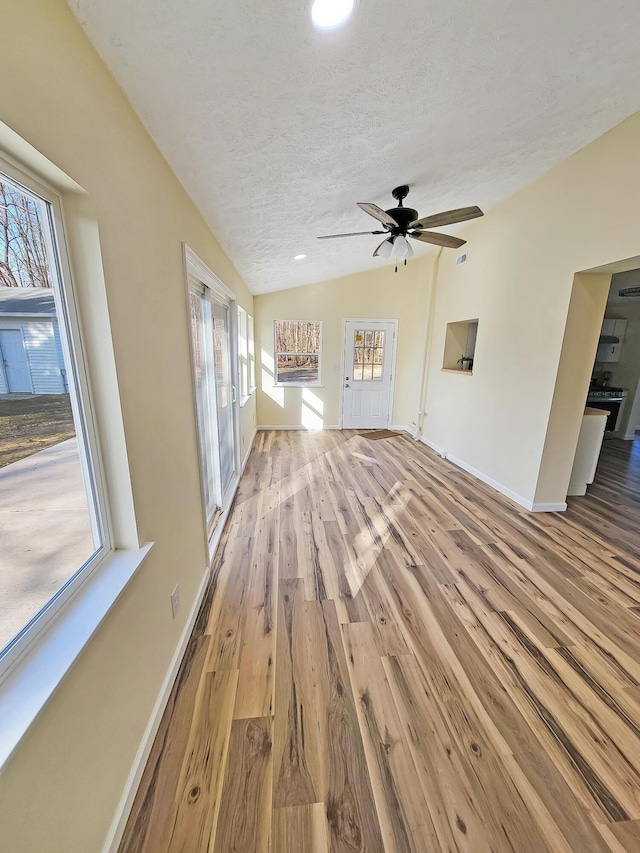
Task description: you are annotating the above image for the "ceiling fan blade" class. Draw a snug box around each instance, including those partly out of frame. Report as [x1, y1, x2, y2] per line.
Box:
[356, 202, 397, 227]
[317, 230, 386, 239]
[409, 205, 483, 230]
[409, 230, 466, 249]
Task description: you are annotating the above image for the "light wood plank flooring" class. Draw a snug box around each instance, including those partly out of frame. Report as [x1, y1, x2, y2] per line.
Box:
[120, 431, 640, 852]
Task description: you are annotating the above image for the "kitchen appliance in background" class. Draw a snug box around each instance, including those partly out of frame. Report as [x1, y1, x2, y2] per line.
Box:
[586, 387, 627, 434]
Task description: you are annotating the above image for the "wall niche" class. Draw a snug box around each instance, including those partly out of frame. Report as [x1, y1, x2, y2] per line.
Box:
[442, 319, 478, 373]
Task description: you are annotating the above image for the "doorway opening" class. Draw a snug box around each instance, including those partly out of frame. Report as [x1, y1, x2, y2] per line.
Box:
[537, 256, 640, 507]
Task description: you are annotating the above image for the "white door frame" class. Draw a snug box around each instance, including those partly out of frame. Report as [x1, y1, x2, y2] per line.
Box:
[183, 244, 242, 561]
[339, 318, 399, 429]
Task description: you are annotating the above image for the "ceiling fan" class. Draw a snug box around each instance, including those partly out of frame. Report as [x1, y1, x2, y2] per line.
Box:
[317, 185, 483, 267]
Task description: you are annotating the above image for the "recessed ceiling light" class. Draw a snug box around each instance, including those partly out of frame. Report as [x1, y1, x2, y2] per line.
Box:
[294, 253, 307, 260]
[311, 0, 355, 30]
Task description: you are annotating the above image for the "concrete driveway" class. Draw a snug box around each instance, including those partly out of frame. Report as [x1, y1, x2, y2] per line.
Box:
[0, 438, 94, 651]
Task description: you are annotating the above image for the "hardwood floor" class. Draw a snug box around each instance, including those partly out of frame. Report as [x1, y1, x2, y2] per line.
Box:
[120, 431, 640, 852]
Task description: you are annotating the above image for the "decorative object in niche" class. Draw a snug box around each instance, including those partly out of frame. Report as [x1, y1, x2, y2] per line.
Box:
[443, 319, 479, 373]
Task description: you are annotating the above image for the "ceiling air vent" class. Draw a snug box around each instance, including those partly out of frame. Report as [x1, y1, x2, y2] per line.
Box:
[456, 252, 468, 266]
[619, 286, 640, 298]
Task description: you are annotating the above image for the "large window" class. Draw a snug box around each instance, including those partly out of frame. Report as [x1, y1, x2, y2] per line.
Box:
[237, 305, 256, 404]
[274, 320, 321, 386]
[0, 167, 108, 666]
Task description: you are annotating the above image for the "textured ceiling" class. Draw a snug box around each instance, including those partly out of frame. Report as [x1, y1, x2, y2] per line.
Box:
[67, 0, 640, 294]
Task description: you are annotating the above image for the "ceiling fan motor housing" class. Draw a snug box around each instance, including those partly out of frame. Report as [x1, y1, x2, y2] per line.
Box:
[385, 206, 418, 234]
[387, 185, 416, 234]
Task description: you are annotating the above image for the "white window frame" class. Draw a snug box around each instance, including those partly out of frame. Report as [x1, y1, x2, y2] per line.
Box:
[248, 313, 256, 393]
[274, 319, 323, 387]
[0, 149, 150, 771]
[0, 160, 113, 676]
[237, 306, 256, 406]
[238, 305, 249, 405]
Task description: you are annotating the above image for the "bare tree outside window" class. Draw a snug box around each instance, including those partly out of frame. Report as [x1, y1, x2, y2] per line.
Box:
[0, 179, 52, 289]
[274, 320, 321, 385]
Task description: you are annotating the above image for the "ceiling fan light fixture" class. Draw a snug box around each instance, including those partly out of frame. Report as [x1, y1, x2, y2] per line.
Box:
[393, 234, 410, 259]
[378, 239, 394, 259]
[311, 0, 355, 29]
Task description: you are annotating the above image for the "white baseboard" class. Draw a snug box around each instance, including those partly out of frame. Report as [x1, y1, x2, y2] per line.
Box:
[257, 424, 340, 430]
[242, 426, 258, 471]
[103, 567, 211, 853]
[530, 501, 569, 511]
[391, 423, 416, 436]
[567, 483, 587, 497]
[418, 436, 566, 513]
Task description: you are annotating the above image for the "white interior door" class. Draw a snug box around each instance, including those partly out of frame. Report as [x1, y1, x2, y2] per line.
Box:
[0, 329, 32, 392]
[342, 319, 397, 429]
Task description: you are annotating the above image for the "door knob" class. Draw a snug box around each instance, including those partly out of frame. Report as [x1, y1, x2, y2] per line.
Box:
[345, 383, 350, 388]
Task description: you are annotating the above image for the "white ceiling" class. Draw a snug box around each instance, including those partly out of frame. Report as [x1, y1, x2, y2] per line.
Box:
[67, 0, 640, 295]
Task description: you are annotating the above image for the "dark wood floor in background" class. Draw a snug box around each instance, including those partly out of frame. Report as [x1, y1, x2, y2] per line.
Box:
[120, 431, 640, 852]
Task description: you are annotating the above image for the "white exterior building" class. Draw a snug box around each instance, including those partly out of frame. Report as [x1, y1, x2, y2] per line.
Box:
[0, 287, 66, 394]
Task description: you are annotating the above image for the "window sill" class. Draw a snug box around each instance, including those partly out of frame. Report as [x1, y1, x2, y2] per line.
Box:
[0, 542, 153, 771]
[240, 389, 256, 407]
[274, 384, 325, 389]
[441, 368, 474, 375]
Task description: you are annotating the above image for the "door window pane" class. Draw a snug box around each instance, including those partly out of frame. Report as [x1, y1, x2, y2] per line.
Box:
[353, 329, 385, 382]
[0, 174, 104, 656]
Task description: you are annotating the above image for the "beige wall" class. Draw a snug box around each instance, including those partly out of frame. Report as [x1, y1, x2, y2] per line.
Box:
[255, 111, 640, 508]
[255, 257, 434, 430]
[0, 0, 254, 850]
[421, 112, 640, 507]
[533, 274, 611, 505]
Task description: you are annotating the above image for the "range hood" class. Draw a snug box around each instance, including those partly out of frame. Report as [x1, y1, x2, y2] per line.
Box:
[599, 334, 620, 344]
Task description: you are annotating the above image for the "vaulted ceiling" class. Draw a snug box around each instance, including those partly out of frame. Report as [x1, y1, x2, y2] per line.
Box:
[68, 0, 640, 294]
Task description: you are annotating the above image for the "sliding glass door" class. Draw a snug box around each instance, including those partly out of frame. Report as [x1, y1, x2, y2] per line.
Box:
[211, 296, 235, 501]
[188, 272, 239, 551]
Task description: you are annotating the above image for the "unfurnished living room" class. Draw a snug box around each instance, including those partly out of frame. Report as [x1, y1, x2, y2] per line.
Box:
[2, 1, 640, 851]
